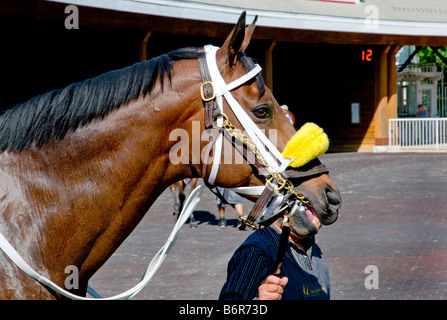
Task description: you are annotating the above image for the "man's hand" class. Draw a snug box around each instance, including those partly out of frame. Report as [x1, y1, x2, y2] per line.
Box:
[258, 275, 289, 300]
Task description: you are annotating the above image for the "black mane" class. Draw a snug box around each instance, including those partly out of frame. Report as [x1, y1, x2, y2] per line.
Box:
[0, 47, 264, 152]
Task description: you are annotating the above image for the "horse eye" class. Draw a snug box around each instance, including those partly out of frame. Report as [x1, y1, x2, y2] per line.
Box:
[253, 105, 272, 119]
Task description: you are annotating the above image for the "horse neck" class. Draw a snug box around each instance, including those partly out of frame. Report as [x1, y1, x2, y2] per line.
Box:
[0, 82, 200, 296]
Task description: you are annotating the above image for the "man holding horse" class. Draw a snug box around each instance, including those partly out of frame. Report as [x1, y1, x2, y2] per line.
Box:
[219, 217, 330, 300]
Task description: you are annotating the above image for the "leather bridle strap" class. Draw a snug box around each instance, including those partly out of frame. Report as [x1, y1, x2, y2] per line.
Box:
[198, 49, 220, 129]
[198, 47, 224, 185]
[243, 184, 275, 228]
[283, 161, 329, 180]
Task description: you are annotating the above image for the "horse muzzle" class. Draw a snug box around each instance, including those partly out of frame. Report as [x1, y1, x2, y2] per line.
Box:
[297, 183, 342, 227]
[278, 184, 341, 238]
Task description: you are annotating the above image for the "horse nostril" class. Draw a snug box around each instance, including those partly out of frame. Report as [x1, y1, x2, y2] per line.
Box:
[324, 186, 342, 208]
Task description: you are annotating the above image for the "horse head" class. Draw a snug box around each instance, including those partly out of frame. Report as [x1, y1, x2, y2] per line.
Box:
[191, 12, 341, 238]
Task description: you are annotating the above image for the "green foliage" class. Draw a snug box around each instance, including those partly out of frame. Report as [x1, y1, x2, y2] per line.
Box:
[416, 47, 447, 64]
[417, 47, 447, 81]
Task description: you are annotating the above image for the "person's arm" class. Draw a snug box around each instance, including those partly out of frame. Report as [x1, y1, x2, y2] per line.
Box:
[219, 245, 288, 300]
[219, 245, 268, 300]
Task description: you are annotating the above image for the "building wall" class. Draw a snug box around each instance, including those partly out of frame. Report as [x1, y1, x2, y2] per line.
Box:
[0, 17, 142, 113]
[271, 43, 378, 152]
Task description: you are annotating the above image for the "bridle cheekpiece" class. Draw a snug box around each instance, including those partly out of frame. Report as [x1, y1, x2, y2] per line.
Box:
[198, 45, 329, 230]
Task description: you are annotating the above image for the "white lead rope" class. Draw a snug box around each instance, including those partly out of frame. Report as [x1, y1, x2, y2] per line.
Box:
[0, 184, 264, 300]
[0, 185, 206, 300]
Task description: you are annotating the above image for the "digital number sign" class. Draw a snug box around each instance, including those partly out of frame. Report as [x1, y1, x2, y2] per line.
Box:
[361, 49, 373, 61]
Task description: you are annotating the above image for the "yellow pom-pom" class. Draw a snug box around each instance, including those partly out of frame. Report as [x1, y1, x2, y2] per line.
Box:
[281, 122, 329, 168]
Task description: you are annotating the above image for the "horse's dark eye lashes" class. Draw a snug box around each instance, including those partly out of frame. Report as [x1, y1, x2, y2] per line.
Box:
[253, 106, 272, 119]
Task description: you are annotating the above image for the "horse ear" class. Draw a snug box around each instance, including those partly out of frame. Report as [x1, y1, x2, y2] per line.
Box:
[240, 15, 257, 53]
[223, 11, 247, 67]
[221, 12, 258, 67]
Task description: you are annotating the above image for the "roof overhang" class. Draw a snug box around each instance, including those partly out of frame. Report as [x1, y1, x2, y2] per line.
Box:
[49, 0, 447, 37]
[397, 72, 443, 82]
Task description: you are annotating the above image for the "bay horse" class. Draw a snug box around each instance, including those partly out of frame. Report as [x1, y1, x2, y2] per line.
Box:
[0, 12, 341, 299]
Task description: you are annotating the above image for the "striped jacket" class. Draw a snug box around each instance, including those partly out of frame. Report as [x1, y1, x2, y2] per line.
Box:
[219, 225, 330, 300]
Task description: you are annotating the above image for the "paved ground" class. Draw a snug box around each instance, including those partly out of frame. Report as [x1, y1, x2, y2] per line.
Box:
[88, 152, 447, 300]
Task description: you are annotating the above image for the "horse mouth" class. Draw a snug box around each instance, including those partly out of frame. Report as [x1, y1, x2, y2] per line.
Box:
[292, 183, 341, 230]
[284, 199, 321, 238]
[303, 204, 322, 229]
[288, 186, 340, 238]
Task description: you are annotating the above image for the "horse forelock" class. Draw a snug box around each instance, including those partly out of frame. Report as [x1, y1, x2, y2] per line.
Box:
[237, 52, 265, 98]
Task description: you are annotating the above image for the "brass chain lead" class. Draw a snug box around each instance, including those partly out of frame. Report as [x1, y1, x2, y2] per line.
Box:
[220, 113, 312, 207]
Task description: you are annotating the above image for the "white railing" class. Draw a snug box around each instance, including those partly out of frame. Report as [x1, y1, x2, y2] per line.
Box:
[400, 63, 443, 74]
[439, 85, 447, 118]
[389, 118, 447, 151]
